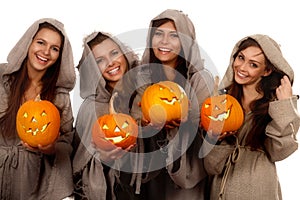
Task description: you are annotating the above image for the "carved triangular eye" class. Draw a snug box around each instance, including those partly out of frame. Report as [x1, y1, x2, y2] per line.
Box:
[121, 121, 129, 129]
[102, 124, 109, 130]
[41, 111, 47, 117]
[204, 104, 210, 109]
[23, 112, 28, 118]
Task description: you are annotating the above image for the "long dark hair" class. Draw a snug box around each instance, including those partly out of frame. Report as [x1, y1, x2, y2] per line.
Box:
[0, 22, 64, 139]
[227, 38, 287, 150]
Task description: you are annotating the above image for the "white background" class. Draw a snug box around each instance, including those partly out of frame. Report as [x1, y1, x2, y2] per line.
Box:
[1, 0, 299, 199]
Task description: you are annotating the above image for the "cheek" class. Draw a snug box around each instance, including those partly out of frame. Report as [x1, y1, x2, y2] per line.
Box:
[118, 57, 128, 72]
[50, 51, 60, 62]
[172, 40, 181, 54]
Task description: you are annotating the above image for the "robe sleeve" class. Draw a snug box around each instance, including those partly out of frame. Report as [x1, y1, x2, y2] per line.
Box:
[264, 96, 299, 162]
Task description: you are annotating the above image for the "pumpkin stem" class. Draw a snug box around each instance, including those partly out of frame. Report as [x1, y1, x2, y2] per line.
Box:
[213, 76, 220, 96]
[109, 92, 118, 114]
[34, 94, 41, 101]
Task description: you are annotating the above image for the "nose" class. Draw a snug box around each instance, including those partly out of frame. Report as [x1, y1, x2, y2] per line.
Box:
[43, 46, 51, 55]
[160, 34, 169, 44]
[239, 61, 248, 71]
[106, 56, 114, 68]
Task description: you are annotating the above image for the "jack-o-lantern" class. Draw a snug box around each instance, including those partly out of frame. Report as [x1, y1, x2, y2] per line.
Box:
[92, 93, 138, 150]
[16, 95, 60, 147]
[200, 76, 244, 134]
[140, 81, 189, 126]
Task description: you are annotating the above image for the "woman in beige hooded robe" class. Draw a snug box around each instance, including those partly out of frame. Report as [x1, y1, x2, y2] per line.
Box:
[201, 34, 299, 200]
[127, 9, 215, 199]
[72, 31, 140, 200]
[0, 18, 76, 199]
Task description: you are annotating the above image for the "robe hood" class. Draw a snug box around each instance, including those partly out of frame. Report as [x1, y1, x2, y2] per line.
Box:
[4, 18, 75, 91]
[221, 34, 294, 89]
[141, 9, 204, 76]
[77, 31, 139, 101]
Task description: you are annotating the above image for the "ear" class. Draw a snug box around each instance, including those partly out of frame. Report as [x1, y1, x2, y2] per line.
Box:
[263, 68, 272, 77]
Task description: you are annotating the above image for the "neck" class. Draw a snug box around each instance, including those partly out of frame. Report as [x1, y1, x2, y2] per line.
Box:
[242, 85, 262, 113]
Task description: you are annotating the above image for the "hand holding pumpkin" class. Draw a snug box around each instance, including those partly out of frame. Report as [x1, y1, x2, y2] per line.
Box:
[92, 142, 136, 163]
[22, 141, 56, 155]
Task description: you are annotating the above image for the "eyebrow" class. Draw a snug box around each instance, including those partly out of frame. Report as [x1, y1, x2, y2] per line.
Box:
[240, 51, 264, 64]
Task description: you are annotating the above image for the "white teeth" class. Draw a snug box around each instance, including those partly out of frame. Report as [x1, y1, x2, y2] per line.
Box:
[108, 67, 119, 74]
[159, 47, 171, 52]
[37, 55, 48, 62]
[237, 71, 247, 78]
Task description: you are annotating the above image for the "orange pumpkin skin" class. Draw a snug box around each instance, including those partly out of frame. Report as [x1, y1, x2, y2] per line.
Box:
[16, 100, 60, 147]
[201, 94, 244, 134]
[92, 113, 138, 151]
[140, 81, 189, 126]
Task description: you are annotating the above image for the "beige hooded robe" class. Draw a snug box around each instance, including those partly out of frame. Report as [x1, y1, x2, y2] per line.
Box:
[72, 31, 140, 200]
[202, 34, 299, 200]
[128, 9, 215, 200]
[0, 18, 76, 199]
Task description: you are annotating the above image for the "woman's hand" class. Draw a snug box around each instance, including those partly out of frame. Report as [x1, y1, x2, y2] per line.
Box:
[92, 142, 136, 163]
[22, 141, 56, 155]
[206, 130, 237, 141]
[276, 75, 292, 100]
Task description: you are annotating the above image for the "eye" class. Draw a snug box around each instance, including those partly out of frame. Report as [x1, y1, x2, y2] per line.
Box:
[51, 46, 60, 52]
[221, 99, 227, 104]
[121, 121, 129, 129]
[41, 111, 47, 117]
[154, 30, 163, 37]
[170, 33, 179, 38]
[23, 112, 28, 118]
[102, 124, 109, 130]
[111, 49, 120, 56]
[95, 57, 104, 65]
[36, 40, 45, 45]
[204, 104, 210, 109]
[250, 63, 258, 68]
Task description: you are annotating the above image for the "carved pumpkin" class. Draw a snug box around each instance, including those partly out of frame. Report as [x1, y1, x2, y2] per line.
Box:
[200, 76, 244, 134]
[140, 81, 189, 126]
[16, 96, 60, 147]
[92, 93, 138, 150]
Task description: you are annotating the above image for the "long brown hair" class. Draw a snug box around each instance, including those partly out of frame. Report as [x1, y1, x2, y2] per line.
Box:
[0, 22, 64, 138]
[227, 38, 287, 150]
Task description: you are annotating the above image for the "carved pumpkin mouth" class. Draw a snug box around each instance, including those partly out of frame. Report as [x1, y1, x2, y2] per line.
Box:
[22, 122, 50, 136]
[208, 109, 231, 122]
[160, 97, 178, 105]
[104, 133, 130, 143]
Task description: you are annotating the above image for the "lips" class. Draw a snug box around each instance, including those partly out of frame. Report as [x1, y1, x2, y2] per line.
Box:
[236, 70, 248, 79]
[158, 47, 171, 52]
[107, 66, 120, 75]
[36, 54, 49, 64]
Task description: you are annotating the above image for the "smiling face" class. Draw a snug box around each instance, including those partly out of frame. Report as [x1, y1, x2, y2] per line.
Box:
[151, 21, 181, 68]
[92, 38, 128, 89]
[233, 46, 272, 88]
[27, 28, 62, 74]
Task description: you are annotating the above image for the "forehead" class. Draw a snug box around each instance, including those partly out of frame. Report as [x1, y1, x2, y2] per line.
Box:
[240, 46, 265, 60]
[92, 38, 121, 55]
[34, 28, 62, 46]
[157, 21, 177, 31]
